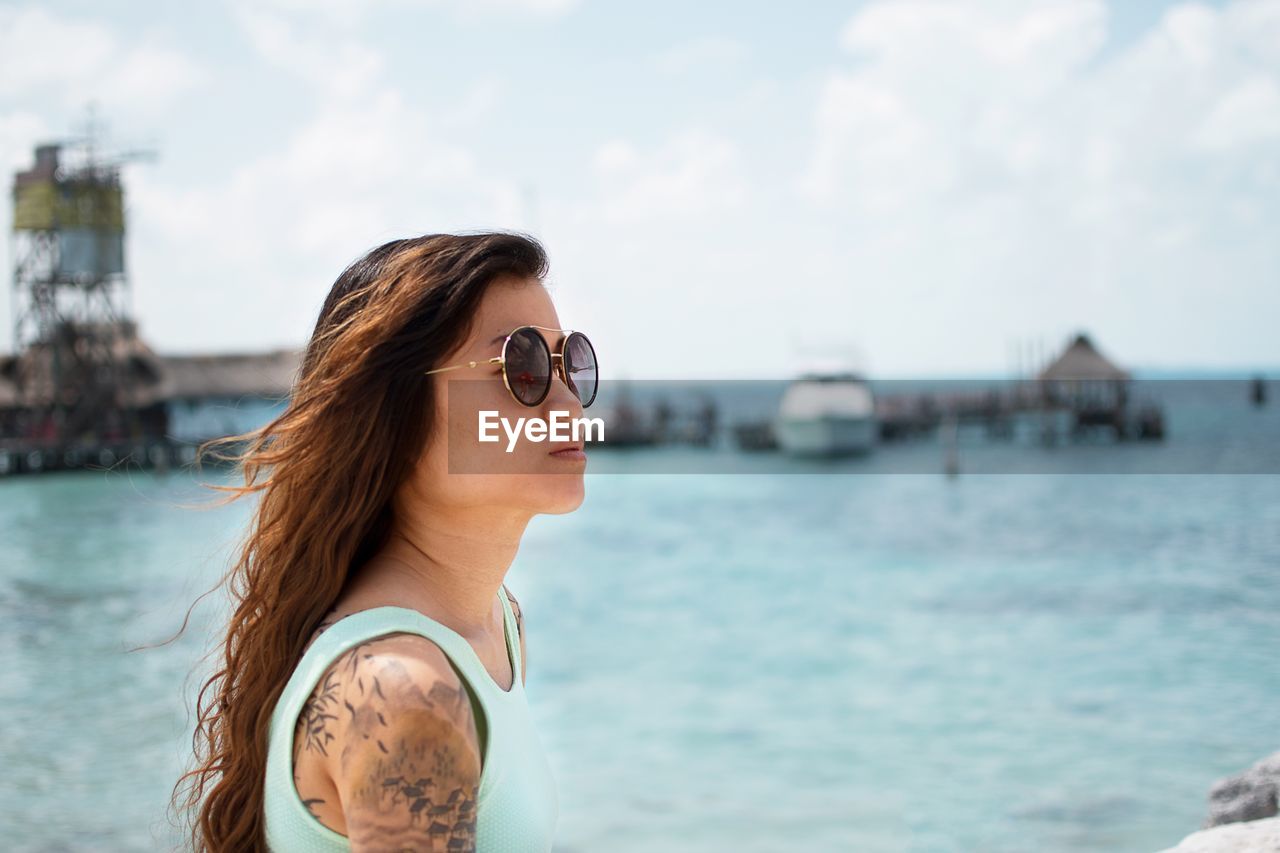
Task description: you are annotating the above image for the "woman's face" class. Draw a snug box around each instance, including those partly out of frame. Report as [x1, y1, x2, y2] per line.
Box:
[413, 275, 588, 517]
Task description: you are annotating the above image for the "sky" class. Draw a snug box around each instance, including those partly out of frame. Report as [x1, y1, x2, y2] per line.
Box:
[1, 0, 1277, 379]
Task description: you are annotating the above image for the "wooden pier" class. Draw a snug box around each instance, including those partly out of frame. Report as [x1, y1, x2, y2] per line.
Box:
[0, 342, 299, 478]
[0, 331, 1173, 473]
[729, 332, 1166, 452]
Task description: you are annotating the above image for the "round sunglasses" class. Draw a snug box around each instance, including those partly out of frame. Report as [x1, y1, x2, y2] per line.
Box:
[424, 325, 598, 408]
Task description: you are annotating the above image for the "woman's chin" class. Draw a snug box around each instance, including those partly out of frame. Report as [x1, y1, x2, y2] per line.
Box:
[528, 475, 586, 514]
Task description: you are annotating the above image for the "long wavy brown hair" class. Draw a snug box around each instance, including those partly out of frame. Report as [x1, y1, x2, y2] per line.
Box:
[166, 231, 550, 852]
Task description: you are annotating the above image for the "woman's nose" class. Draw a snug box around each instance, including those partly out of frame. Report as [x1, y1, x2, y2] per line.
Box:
[544, 366, 585, 417]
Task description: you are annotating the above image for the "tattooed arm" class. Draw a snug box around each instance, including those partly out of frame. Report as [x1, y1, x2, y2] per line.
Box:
[326, 634, 483, 852]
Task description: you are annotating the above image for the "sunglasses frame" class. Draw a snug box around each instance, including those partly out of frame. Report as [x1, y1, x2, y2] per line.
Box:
[423, 324, 598, 408]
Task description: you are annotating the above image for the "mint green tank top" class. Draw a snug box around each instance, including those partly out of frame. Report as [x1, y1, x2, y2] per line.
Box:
[263, 587, 559, 851]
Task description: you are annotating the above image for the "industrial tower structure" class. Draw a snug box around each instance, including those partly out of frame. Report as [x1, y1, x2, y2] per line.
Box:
[7, 125, 163, 451]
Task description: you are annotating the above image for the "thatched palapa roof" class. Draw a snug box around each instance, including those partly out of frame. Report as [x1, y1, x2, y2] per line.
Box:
[1037, 332, 1130, 382]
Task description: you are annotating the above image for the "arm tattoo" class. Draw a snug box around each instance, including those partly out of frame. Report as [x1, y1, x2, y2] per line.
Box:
[293, 637, 368, 758]
[316, 639, 481, 851]
[293, 616, 355, 818]
[300, 669, 342, 756]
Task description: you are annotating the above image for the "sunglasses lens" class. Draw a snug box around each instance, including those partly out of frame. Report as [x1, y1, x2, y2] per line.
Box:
[505, 327, 552, 405]
[563, 332, 598, 407]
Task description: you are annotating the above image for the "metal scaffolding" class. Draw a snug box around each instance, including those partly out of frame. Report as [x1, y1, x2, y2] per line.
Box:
[7, 119, 159, 448]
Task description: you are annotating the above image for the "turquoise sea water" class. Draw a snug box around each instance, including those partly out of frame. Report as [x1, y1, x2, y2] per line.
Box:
[1, 384, 1277, 851]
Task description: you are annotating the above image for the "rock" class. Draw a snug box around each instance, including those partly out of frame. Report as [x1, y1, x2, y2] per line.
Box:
[1207, 752, 1280, 828]
[1156, 815, 1280, 852]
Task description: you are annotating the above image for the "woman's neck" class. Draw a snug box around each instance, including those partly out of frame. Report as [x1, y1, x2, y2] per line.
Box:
[346, 511, 529, 638]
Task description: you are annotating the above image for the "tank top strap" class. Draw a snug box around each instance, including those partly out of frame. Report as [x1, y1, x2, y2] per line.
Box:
[499, 583, 522, 677]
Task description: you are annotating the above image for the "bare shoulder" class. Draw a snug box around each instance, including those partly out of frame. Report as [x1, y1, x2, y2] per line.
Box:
[300, 631, 483, 851]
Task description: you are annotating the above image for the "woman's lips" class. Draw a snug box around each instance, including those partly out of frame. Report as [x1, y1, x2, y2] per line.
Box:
[548, 445, 586, 461]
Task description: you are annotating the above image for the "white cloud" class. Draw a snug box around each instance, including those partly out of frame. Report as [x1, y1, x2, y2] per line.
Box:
[803, 73, 948, 209]
[654, 36, 750, 76]
[587, 129, 749, 224]
[1192, 75, 1280, 150]
[106, 44, 208, 107]
[128, 96, 526, 350]
[808, 0, 1280, 209]
[0, 7, 114, 96]
[804, 0, 1109, 205]
[230, 0, 576, 102]
[592, 140, 638, 173]
[245, 0, 579, 27]
[233, 5, 385, 101]
[793, 0, 1280, 372]
[3, 0, 1275, 374]
[437, 0, 581, 17]
[438, 76, 507, 129]
[0, 6, 204, 112]
[0, 112, 49, 173]
[120, 2, 530, 353]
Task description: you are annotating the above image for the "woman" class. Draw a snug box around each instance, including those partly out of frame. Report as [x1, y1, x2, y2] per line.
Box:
[171, 232, 597, 852]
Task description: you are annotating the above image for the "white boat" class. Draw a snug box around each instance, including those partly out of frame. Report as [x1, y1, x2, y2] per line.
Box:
[773, 371, 877, 456]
